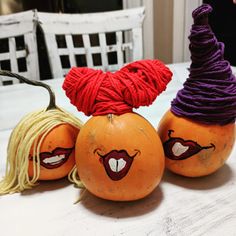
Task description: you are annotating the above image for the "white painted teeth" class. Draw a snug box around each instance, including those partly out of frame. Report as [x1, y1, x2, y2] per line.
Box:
[172, 142, 189, 157]
[43, 154, 65, 164]
[108, 158, 126, 172]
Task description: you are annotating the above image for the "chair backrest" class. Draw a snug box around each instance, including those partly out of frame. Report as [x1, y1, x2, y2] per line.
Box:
[0, 10, 40, 85]
[38, 7, 145, 78]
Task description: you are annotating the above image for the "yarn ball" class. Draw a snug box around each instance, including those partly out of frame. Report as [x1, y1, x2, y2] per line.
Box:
[63, 60, 172, 116]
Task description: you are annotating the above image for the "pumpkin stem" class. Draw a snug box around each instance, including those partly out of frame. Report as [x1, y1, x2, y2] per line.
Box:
[107, 114, 113, 123]
[0, 70, 56, 110]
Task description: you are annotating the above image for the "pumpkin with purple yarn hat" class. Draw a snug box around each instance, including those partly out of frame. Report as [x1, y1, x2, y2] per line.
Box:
[158, 4, 236, 177]
[63, 60, 172, 201]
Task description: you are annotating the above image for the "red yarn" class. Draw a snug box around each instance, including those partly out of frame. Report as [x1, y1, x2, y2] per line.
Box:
[63, 60, 172, 116]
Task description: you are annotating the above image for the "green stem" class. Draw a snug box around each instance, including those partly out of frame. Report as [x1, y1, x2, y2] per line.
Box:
[0, 70, 56, 110]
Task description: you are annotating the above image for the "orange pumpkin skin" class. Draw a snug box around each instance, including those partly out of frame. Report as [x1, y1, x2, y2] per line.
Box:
[158, 110, 235, 177]
[28, 124, 79, 180]
[75, 113, 164, 201]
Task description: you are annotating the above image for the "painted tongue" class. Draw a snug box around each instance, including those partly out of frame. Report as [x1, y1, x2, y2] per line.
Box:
[171, 4, 236, 125]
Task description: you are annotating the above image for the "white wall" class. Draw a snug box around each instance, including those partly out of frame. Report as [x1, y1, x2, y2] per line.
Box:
[123, 0, 203, 63]
[123, 0, 154, 59]
[172, 0, 203, 63]
[154, 0, 173, 63]
[0, 0, 23, 15]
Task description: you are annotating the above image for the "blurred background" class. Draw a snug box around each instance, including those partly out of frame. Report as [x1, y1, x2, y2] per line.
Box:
[0, 0, 235, 73]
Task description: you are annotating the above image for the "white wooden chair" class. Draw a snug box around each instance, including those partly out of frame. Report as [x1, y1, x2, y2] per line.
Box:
[0, 10, 40, 85]
[37, 7, 145, 78]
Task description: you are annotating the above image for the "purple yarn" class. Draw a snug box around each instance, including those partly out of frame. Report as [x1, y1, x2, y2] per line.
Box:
[171, 4, 236, 125]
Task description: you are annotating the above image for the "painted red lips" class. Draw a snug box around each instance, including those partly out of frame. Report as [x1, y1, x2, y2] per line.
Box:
[30, 147, 74, 169]
[163, 130, 215, 160]
[96, 150, 139, 181]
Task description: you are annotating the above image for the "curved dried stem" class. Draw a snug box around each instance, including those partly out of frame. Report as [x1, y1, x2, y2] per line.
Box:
[0, 70, 56, 110]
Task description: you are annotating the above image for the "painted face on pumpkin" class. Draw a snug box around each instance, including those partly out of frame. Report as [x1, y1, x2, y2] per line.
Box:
[28, 124, 79, 180]
[94, 149, 140, 181]
[74, 113, 165, 201]
[163, 130, 215, 160]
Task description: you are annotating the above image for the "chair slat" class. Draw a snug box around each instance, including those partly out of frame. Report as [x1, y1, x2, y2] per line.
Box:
[58, 48, 70, 56]
[116, 31, 124, 69]
[65, 35, 76, 67]
[9, 37, 19, 84]
[0, 52, 10, 61]
[24, 33, 40, 81]
[82, 34, 93, 67]
[98, 33, 108, 71]
[44, 34, 63, 78]
[0, 50, 26, 61]
[132, 28, 143, 62]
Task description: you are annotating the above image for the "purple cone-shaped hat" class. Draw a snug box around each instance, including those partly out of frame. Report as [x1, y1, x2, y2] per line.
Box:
[171, 4, 236, 125]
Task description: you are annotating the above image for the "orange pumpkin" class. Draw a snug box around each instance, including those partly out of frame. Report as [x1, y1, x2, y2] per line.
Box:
[158, 110, 235, 177]
[28, 123, 79, 180]
[76, 113, 165, 201]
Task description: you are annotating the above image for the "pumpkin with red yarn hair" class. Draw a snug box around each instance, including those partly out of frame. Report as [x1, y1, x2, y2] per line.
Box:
[63, 60, 172, 201]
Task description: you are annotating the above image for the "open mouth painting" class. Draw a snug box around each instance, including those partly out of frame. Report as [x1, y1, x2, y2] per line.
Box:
[30, 147, 74, 169]
[96, 149, 139, 181]
[163, 130, 215, 160]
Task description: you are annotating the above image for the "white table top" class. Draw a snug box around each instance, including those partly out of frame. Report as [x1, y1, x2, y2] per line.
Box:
[0, 62, 236, 236]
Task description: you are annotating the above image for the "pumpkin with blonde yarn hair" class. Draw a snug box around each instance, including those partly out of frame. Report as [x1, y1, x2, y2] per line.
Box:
[63, 59, 172, 201]
[0, 71, 83, 195]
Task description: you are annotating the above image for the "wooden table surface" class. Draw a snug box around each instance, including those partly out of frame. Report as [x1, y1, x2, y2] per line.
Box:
[0, 63, 235, 236]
